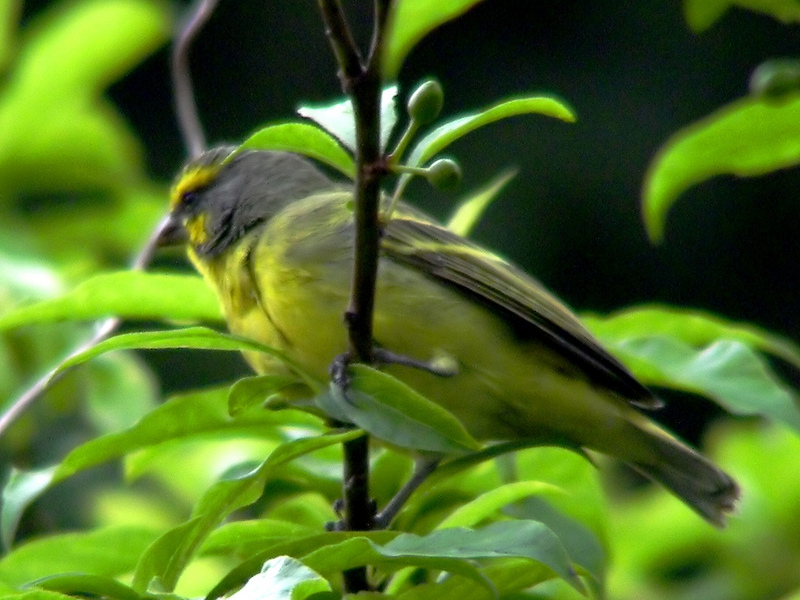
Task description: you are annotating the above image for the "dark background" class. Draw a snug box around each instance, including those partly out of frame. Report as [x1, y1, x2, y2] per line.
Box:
[20, 1, 800, 435]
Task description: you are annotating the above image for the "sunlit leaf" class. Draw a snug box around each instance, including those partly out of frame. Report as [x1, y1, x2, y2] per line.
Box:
[0, 103, 145, 193]
[610, 336, 800, 431]
[301, 537, 494, 597]
[204, 531, 397, 600]
[0, 0, 170, 192]
[446, 170, 517, 237]
[28, 574, 142, 600]
[297, 86, 399, 153]
[11, 0, 170, 98]
[509, 447, 609, 596]
[201, 520, 318, 558]
[0, 526, 160, 587]
[435, 481, 565, 529]
[227, 556, 330, 600]
[583, 305, 800, 370]
[56, 327, 316, 386]
[237, 122, 355, 178]
[0, 273, 222, 331]
[383, 0, 489, 78]
[642, 95, 800, 243]
[131, 430, 363, 592]
[0, 387, 323, 547]
[317, 365, 480, 454]
[406, 97, 575, 169]
[0, 1, 19, 72]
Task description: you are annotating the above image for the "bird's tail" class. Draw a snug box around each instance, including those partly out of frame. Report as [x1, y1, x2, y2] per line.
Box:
[628, 423, 740, 527]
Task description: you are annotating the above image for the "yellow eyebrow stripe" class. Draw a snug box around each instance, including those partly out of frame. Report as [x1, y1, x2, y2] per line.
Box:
[170, 165, 221, 209]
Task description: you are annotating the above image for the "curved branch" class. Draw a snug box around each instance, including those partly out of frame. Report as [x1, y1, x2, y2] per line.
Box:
[172, 0, 220, 158]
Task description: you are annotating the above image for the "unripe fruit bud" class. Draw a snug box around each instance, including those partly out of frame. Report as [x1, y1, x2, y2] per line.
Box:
[426, 158, 461, 190]
[407, 79, 444, 125]
[750, 59, 800, 101]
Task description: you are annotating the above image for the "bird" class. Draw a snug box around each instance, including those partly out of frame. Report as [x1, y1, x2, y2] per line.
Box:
[158, 147, 739, 526]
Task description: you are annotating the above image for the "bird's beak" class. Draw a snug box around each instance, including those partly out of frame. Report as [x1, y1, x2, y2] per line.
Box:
[155, 213, 188, 248]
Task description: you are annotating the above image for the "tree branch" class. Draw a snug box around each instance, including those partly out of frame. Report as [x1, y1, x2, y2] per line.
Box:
[317, 0, 394, 593]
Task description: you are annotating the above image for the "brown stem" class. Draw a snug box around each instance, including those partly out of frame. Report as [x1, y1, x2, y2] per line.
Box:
[317, 0, 394, 594]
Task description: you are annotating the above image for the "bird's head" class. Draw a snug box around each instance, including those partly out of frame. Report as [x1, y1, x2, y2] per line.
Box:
[159, 147, 334, 258]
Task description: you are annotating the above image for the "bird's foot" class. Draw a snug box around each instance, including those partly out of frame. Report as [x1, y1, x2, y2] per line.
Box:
[373, 348, 459, 378]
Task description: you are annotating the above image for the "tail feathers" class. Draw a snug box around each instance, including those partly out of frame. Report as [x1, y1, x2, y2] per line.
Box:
[632, 434, 740, 527]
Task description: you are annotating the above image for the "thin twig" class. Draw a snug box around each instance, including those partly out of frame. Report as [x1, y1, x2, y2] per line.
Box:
[317, 0, 363, 84]
[172, 0, 220, 158]
[0, 217, 171, 438]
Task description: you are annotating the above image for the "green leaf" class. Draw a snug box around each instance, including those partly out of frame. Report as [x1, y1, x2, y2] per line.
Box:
[0, 273, 222, 331]
[54, 387, 318, 482]
[643, 95, 800, 243]
[583, 305, 800, 370]
[383, 0, 489, 78]
[1, 467, 56, 551]
[379, 522, 583, 593]
[446, 170, 517, 237]
[237, 122, 355, 179]
[684, 0, 800, 32]
[301, 538, 494, 598]
[11, 0, 170, 99]
[318, 365, 480, 454]
[1, 387, 322, 547]
[84, 353, 159, 434]
[132, 430, 363, 592]
[406, 97, 576, 169]
[508, 448, 609, 596]
[682, 0, 730, 31]
[228, 375, 311, 416]
[227, 557, 330, 600]
[202, 520, 318, 558]
[57, 327, 316, 386]
[28, 574, 142, 600]
[0, 0, 170, 192]
[391, 558, 560, 600]
[0, 590, 79, 600]
[435, 481, 565, 529]
[297, 86, 399, 154]
[0, 525, 160, 587]
[205, 531, 398, 600]
[612, 336, 800, 431]
[0, 1, 19, 72]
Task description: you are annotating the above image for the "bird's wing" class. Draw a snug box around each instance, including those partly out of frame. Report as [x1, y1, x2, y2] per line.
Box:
[382, 215, 660, 408]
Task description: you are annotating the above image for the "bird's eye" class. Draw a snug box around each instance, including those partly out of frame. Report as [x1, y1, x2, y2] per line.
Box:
[181, 191, 198, 207]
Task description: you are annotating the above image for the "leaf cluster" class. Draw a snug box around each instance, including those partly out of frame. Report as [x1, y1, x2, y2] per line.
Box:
[3, 2, 800, 600]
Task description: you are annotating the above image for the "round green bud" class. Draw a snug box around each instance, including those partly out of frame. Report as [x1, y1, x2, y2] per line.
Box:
[749, 59, 800, 101]
[407, 79, 444, 125]
[426, 158, 461, 190]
